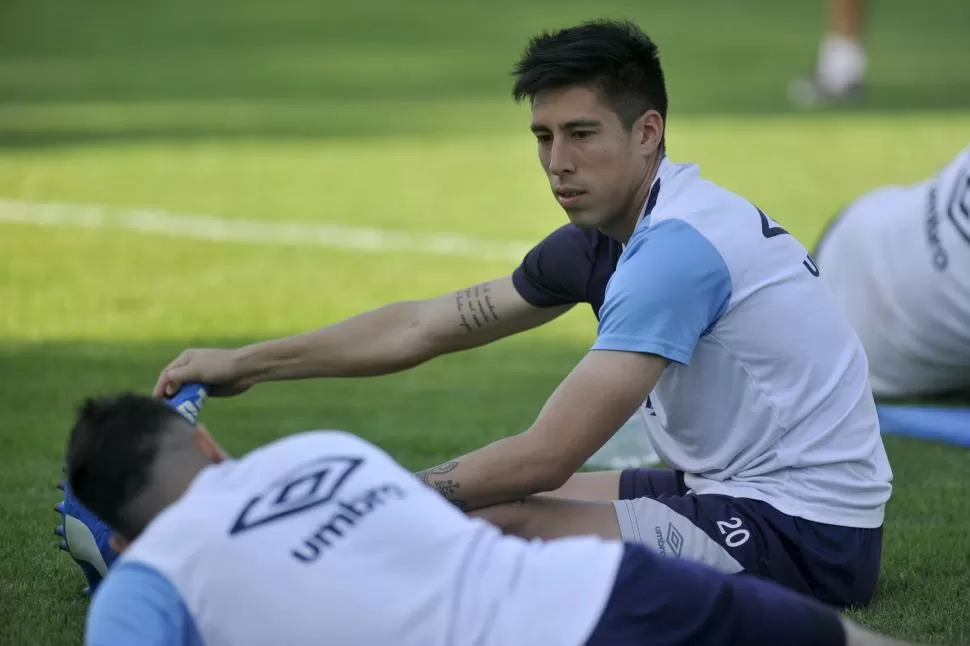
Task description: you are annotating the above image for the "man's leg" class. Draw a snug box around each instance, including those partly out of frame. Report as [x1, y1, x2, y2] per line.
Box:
[610, 493, 884, 607]
[584, 543, 915, 646]
[472, 467, 747, 577]
[472, 467, 685, 538]
[476, 485, 883, 609]
[474, 474, 812, 600]
[789, 0, 869, 108]
[471, 496, 624, 540]
[814, 0, 869, 95]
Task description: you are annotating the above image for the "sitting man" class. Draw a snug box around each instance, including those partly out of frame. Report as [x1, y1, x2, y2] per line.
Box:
[64, 391, 912, 646]
[152, 20, 892, 608]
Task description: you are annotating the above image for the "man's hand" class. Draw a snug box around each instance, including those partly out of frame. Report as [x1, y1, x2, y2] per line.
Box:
[416, 350, 667, 511]
[153, 348, 252, 398]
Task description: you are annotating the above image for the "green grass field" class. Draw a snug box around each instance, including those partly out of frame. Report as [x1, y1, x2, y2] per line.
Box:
[2, 0, 970, 644]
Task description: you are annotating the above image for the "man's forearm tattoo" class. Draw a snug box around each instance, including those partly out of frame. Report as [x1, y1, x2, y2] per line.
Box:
[417, 461, 459, 483]
[432, 480, 464, 508]
[416, 461, 467, 510]
[455, 283, 500, 333]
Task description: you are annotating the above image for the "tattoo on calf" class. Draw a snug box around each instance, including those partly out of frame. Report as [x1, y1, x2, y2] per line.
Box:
[455, 283, 500, 333]
[416, 461, 467, 509]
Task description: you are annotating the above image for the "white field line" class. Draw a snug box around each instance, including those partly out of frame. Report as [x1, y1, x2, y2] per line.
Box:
[0, 199, 533, 262]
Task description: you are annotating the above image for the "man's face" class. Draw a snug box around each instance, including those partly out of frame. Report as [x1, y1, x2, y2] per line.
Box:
[531, 85, 651, 232]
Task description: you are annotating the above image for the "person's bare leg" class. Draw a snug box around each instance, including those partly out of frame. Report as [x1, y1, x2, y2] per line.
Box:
[470, 496, 622, 541]
[821, 0, 868, 88]
[830, 0, 867, 40]
[790, 0, 869, 107]
[536, 470, 623, 502]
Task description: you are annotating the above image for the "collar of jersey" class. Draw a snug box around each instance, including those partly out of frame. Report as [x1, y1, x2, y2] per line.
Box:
[625, 155, 667, 248]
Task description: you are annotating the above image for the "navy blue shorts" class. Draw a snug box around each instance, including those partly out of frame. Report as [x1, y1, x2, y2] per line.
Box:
[584, 543, 847, 646]
[613, 468, 883, 608]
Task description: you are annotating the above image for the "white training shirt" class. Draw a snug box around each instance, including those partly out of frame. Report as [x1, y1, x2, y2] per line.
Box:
[816, 144, 970, 396]
[83, 431, 623, 646]
[592, 156, 893, 529]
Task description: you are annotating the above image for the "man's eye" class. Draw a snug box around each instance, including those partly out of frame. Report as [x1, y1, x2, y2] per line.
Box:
[573, 131, 593, 140]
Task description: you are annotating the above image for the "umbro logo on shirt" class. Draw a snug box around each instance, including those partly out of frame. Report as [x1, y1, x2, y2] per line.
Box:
[230, 456, 363, 535]
[229, 454, 408, 563]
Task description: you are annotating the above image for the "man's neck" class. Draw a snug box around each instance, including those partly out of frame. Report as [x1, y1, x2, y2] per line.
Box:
[602, 153, 663, 244]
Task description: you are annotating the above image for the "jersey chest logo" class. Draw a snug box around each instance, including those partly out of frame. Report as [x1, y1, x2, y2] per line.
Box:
[229, 456, 363, 535]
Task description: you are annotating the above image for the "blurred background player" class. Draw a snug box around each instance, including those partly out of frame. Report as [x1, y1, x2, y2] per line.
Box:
[789, 0, 869, 108]
[65, 392, 917, 646]
[815, 143, 970, 399]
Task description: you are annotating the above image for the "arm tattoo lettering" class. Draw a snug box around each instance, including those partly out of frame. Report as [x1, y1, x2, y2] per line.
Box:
[415, 461, 467, 509]
[431, 480, 465, 509]
[455, 283, 500, 333]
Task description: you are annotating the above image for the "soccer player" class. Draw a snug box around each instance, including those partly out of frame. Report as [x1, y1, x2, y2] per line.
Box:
[814, 143, 970, 398]
[152, 21, 892, 609]
[65, 392, 914, 646]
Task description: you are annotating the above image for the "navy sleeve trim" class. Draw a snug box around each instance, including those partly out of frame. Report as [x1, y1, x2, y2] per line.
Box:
[512, 224, 621, 313]
[512, 262, 575, 308]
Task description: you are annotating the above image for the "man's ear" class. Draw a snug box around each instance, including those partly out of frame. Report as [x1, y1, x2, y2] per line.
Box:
[634, 109, 664, 157]
[194, 424, 229, 464]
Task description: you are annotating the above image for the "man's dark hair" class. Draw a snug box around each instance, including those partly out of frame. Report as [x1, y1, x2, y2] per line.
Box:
[512, 19, 668, 139]
[66, 392, 190, 538]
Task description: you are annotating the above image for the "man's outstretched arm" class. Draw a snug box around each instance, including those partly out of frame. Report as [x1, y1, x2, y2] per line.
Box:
[153, 276, 571, 397]
[416, 349, 665, 510]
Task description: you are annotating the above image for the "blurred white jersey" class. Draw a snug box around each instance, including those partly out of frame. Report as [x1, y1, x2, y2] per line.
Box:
[85, 431, 622, 646]
[816, 144, 970, 397]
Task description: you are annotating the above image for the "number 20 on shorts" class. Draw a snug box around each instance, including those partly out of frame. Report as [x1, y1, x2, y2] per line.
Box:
[716, 516, 751, 548]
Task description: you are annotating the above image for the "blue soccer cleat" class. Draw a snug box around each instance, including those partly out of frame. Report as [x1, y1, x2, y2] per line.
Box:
[55, 478, 118, 596]
[55, 383, 210, 596]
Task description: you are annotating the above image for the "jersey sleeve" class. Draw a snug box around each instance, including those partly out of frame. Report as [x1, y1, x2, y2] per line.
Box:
[592, 219, 732, 364]
[85, 562, 202, 646]
[512, 224, 605, 307]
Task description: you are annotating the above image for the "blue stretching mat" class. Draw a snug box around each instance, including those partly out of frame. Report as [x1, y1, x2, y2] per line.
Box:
[877, 404, 970, 448]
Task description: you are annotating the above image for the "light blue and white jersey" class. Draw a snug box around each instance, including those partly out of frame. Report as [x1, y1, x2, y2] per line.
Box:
[593, 157, 893, 528]
[84, 431, 622, 646]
